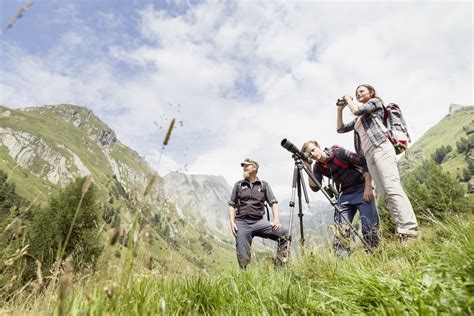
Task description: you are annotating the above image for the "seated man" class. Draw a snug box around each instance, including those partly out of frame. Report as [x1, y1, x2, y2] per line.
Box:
[301, 141, 379, 255]
[228, 158, 289, 268]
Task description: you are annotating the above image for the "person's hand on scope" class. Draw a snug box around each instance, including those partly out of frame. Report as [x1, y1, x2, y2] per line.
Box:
[302, 156, 312, 168]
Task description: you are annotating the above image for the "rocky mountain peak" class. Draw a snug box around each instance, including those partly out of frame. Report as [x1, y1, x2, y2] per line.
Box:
[23, 104, 94, 124]
[160, 172, 232, 234]
[449, 104, 473, 115]
[96, 127, 117, 147]
[25, 104, 118, 148]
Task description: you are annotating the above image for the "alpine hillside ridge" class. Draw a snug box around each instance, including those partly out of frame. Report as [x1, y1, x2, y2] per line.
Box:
[398, 104, 474, 179]
[0, 104, 150, 194]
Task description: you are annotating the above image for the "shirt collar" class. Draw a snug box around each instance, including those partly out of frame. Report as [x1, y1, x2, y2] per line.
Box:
[241, 177, 261, 186]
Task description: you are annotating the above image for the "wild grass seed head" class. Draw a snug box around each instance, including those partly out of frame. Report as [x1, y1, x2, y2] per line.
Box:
[3, 245, 29, 266]
[82, 174, 94, 194]
[36, 260, 43, 285]
[163, 118, 176, 146]
[103, 282, 118, 299]
[58, 256, 73, 315]
[107, 225, 123, 246]
[3, 217, 24, 237]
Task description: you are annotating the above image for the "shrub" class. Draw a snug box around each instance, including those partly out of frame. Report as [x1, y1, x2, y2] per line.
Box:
[403, 160, 471, 222]
[27, 177, 103, 281]
[431, 145, 452, 164]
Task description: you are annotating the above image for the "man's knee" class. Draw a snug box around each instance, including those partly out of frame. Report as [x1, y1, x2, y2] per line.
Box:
[278, 226, 289, 236]
[274, 227, 289, 242]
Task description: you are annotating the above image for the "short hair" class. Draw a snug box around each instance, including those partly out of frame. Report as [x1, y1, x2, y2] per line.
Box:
[301, 140, 320, 154]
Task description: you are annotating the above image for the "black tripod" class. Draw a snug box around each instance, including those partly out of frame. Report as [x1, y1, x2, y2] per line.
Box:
[281, 139, 374, 260]
[286, 154, 311, 257]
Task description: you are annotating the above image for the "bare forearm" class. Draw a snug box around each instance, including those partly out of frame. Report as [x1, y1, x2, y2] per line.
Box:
[228, 206, 236, 222]
[303, 162, 316, 188]
[271, 204, 280, 222]
[337, 108, 344, 129]
[347, 99, 359, 114]
[363, 172, 372, 189]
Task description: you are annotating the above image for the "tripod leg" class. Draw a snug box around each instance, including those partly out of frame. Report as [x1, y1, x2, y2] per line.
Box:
[286, 164, 299, 260]
[333, 201, 355, 256]
[296, 172, 305, 249]
[334, 202, 373, 253]
[298, 168, 310, 205]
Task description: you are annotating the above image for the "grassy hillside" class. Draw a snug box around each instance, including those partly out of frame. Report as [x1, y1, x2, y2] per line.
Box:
[399, 106, 474, 178]
[4, 214, 472, 315]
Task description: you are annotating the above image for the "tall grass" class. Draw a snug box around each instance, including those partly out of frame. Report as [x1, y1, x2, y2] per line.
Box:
[4, 214, 472, 315]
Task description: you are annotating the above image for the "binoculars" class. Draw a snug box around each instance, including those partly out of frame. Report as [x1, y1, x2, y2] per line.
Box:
[336, 96, 353, 107]
[336, 98, 347, 106]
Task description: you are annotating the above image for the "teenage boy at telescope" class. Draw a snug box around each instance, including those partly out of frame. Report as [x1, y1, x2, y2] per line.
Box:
[301, 140, 380, 256]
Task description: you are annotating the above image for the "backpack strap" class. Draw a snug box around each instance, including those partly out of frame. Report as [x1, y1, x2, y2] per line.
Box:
[260, 180, 266, 193]
[260, 180, 270, 216]
[328, 145, 349, 169]
[316, 162, 331, 177]
[332, 157, 348, 169]
[235, 180, 244, 211]
[383, 104, 389, 126]
[260, 180, 269, 217]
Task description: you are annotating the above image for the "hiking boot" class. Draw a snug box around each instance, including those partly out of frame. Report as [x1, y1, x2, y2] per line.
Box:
[274, 256, 288, 267]
[399, 234, 418, 245]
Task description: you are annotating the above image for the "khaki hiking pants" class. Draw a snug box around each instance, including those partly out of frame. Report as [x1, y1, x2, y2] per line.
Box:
[365, 140, 418, 236]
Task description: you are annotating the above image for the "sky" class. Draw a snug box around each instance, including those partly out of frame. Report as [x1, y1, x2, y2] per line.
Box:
[0, 0, 473, 202]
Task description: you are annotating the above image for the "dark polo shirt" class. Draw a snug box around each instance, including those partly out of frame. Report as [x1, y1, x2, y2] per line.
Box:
[229, 178, 278, 220]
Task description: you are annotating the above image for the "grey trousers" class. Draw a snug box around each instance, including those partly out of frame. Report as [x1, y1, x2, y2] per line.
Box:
[235, 218, 289, 268]
[365, 140, 418, 236]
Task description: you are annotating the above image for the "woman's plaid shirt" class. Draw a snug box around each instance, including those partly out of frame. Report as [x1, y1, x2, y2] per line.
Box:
[337, 98, 388, 156]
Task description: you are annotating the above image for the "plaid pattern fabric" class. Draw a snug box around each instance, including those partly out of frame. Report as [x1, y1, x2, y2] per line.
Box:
[335, 147, 369, 173]
[337, 98, 387, 156]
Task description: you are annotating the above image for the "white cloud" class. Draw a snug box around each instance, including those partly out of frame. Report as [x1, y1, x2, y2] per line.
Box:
[0, 1, 472, 201]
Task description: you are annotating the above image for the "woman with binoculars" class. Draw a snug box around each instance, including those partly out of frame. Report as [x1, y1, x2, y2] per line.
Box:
[336, 84, 418, 244]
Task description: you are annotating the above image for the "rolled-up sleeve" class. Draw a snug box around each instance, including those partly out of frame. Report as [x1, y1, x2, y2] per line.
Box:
[264, 182, 278, 206]
[354, 98, 383, 116]
[337, 118, 356, 134]
[228, 182, 239, 207]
